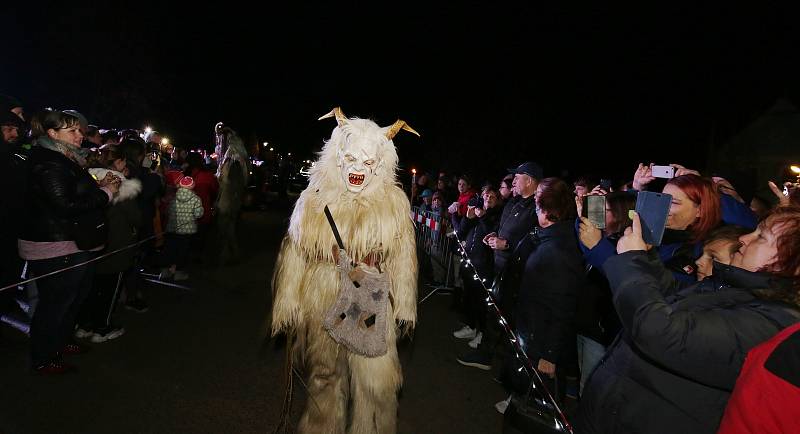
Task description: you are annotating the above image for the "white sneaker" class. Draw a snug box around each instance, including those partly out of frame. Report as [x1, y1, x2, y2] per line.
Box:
[90, 326, 126, 343]
[158, 268, 174, 280]
[494, 395, 512, 415]
[453, 325, 477, 339]
[74, 327, 93, 339]
[468, 332, 483, 349]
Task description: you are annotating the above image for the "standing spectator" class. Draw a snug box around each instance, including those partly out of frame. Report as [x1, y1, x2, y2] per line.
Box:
[117, 136, 161, 312]
[505, 178, 581, 405]
[82, 125, 102, 148]
[447, 174, 477, 218]
[0, 108, 26, 312]
[717, 322, 800, 434]
[20, 109, 119, 374]
[458, 161, 543, 371]
[160, 176, 203, 281]
[575, 206, 800, 433]
[574, 191, 635, 395]
[77, 148, 142, 342]
[498, 175, 514, 201]
[418, 188, 434, 212]
[183, 152, 218, 261]
[452, 187, 503, 349]
[0, 93, 25, 121]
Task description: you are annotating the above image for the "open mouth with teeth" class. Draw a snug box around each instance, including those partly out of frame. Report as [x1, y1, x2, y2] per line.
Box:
[348, 173, 365, 185]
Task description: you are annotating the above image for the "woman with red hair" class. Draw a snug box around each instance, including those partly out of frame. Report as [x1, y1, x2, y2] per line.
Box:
[579, 165, 758, 284]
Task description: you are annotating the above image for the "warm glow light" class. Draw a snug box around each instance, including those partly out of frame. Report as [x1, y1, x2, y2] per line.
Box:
[269, 147, 274, 151]
[144, 126, 153, 134]
[263, 142, 268, 146]
[412, 168, 417, 174]
[161, 138, 170, 145]
[791, 165, 800, 174]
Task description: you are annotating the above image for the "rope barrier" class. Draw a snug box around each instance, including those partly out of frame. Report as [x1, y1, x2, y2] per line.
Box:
[0, 216, 199, 294]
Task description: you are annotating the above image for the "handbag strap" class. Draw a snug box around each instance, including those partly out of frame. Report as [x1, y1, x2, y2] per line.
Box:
[324, 205, 345, 250]
[324, 205, 361, 288]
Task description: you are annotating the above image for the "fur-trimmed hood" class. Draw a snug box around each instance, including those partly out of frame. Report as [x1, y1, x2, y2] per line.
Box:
[87, 168, 142, 204]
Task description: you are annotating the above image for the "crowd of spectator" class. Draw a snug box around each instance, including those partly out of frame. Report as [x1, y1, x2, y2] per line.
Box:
[0, 94, 228, 375]
[410, 159, 800, 433]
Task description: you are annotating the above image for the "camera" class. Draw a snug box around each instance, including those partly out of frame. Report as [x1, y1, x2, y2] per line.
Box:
[468, 194, 483, 209]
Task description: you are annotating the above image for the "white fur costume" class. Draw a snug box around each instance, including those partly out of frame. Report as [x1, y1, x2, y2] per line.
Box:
[271, 108, 418, 434]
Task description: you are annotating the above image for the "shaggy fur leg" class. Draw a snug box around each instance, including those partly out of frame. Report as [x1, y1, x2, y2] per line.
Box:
[347, 326, 401, 434]
[297, 327, 350, 434]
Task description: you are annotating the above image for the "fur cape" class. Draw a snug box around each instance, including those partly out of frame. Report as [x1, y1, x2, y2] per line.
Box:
[270, 119, 418, 341]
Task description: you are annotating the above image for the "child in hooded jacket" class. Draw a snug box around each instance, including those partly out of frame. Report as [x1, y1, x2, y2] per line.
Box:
[160, 176, 203, 281]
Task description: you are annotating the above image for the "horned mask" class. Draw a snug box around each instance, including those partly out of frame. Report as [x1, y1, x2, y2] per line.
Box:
[318, 107, 419, 194]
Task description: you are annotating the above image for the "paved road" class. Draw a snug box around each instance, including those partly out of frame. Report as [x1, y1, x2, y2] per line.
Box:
[0, 204, 506, 434]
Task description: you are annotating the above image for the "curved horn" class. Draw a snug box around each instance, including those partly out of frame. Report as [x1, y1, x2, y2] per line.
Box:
[385, 119, 421, 140]
[317, 107, 348, 126]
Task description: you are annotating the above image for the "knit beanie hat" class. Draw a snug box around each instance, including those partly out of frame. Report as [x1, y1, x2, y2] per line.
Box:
[178, 175, 195, 189]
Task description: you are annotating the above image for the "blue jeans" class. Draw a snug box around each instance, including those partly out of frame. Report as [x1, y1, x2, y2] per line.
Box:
[576, 334, 607, 396]
[28, 252, 95, 367]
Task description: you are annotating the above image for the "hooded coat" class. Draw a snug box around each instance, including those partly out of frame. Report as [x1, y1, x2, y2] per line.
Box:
[87, 168, 142, 274]
[167, 187, 204, 235]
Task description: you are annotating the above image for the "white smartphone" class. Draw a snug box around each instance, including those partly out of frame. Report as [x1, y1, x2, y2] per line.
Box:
[651, 165, 675, 179]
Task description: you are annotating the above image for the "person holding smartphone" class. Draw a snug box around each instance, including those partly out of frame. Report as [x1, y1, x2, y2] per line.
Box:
[581, 165, 750, 284]
[576, 206, 800, 434]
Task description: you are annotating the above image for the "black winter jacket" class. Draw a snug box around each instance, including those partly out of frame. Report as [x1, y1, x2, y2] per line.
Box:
[20, 147, 109, 242]
[494, 195, 537, 273]
[576, 251, 800, 434]
[461, 205, 502, 280]
[514, 220, 582, 364]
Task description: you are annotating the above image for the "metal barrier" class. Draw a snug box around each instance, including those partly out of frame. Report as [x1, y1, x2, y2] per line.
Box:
[411, 206, 456, 300]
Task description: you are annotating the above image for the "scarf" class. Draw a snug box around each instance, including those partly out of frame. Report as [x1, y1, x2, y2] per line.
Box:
[34, 135, 89, 167]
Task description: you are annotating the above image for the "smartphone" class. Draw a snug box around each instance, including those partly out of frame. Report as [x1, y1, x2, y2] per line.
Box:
[599, 178, 613, 191]
[582, 195, 606, 229]
[651, 165, 675, 179]
[635, 191, 672, 246]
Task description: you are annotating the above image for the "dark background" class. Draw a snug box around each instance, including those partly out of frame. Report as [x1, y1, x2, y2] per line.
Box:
[3, 3, 799, 185]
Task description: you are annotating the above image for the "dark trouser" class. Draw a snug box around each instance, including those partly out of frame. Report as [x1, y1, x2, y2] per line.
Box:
[28, 252, 95, 367]
[0, 235, 24, 312]
[77, 272, 124, 330]
[162, 233, 193, 269]
[462, 268, 489, 331]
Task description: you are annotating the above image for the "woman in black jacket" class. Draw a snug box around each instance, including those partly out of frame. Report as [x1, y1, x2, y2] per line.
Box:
[451, 187, 502, 346]
[575, 206, 800, 434]
[19, 110, 119, 374]
[510, 178, 583, 399]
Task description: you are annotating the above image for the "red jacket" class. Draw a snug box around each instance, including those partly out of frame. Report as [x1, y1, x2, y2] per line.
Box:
[189, 168, 219, 225]
[717, 322, 800, 434]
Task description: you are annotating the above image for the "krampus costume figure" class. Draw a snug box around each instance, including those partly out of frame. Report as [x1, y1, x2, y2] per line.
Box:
[213, 122, 249, 265]
[271, 108, 418, 434]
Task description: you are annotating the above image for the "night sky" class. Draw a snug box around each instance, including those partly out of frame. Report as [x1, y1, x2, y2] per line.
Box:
[4, 3, 799, 185]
